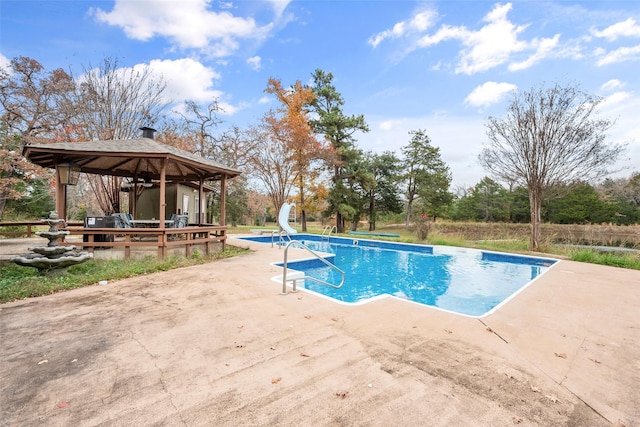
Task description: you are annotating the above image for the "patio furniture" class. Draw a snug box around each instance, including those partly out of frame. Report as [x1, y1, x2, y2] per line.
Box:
[168, 215, 189, 240]
[130, 219, 174, 228]
[173, 215, 189, 228]
[112, 213, 133, 228]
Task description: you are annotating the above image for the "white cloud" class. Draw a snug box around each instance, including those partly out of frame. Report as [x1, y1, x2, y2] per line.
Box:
[76, 59, 231, 114]
[368, 9, 436, 48]
[455, 3, 538, 74]
[601, 79, 625, 92]
[144, 58, 237, 115]
[379, 119, 404, 131]
[595, 94, 640, 177]
[368, 23, 406, 47]
[91, 0, 273, 56]
[145, 58, 220, 102]
[246, 56, 262, 71]
[267, 0, 292, 19]
[403, 3, 560, 74]
[600, 91, 631, 109]
[409, 10, 436, 32]
[0, 53, 10, 73]
[465, 82, 517, 108]
[596, 44, 640, 66]
[592, 18, 640, 41]
[508, 34, 560, 71]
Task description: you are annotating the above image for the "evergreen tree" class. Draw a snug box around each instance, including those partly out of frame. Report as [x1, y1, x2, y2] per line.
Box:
[364, 151, 403, 230]
[308, 69, 369, 233]
[401, 130, 452, 227]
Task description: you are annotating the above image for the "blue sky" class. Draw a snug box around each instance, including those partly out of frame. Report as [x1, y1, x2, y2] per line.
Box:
[1, 0, 639, 188]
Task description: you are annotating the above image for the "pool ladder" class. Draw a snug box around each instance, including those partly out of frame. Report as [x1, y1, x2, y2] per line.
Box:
[321, 225, 337, 240]
[281, 240, 345, 295]
[271, 230, 292, 247]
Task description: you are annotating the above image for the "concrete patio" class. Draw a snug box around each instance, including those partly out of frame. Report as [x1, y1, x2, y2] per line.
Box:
[0, 236, 638, 426]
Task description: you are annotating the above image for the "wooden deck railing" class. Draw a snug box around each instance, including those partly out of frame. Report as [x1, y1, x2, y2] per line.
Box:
[1, 221, 226, 259]
[0, 221, 83, 237]
[63, 225, 227, 259]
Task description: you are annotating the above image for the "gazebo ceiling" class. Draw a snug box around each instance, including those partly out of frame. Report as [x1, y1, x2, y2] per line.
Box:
[22, 137, 242, 182]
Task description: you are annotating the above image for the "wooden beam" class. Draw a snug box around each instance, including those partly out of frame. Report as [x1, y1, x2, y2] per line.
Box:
[199, 179, 204, 225]
[159, 158, 167, 226]
[159, 158, 167, 258]
[55, 171, 66, 221]
[220, 175, 226, 226]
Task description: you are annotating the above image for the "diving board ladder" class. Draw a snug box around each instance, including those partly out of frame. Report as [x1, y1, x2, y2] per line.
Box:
[321, 225, 336, 240]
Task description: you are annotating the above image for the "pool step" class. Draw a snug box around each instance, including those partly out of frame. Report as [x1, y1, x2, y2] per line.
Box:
[272, 271, 305, 293]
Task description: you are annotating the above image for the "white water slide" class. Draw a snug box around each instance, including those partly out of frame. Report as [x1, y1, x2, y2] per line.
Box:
[278, 202, 297, 235]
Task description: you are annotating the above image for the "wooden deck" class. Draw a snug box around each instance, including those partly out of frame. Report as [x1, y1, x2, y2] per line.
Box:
[1, 222, 227, 261]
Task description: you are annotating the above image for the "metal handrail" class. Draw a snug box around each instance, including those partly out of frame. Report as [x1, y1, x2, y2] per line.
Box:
[321, 225, 337, 240]
[271, 230, 292, 248]
[281, 240, 345, 294]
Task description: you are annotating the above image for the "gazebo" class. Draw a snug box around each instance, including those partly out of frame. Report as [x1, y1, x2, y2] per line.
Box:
[21, 127, 242, 258]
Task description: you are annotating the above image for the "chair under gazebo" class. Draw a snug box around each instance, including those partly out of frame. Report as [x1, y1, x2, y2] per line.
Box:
[21, 127, 242, 259]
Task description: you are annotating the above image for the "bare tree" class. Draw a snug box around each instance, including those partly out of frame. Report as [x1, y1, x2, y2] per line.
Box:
[175, 101, 257, 169]
[218, 125, 259, 170]
[177, 100, 224, 158]
[479, 82, 624, 250]
[169, 101, 257, 223]
[69, 57, 168, 214]
[246, 118, 297, 215]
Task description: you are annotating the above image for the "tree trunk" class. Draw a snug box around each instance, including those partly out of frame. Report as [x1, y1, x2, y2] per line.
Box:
[529, 187, 542, 251]
[336, 212, 344, 234]
[299, 184, 307, 232]
[333, 164, 344, 233]
[405, 197, 414, 229]
[369, 190, 375, 231]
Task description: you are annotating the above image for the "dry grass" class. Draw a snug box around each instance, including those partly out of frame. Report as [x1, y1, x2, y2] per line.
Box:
[229, 221, 640, 248]
[429, 222, 640, 249]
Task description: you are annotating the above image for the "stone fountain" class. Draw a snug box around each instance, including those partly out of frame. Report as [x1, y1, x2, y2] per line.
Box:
[11, 211, 93, 274]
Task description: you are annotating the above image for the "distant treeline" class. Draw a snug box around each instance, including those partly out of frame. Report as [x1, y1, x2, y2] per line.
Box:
[448, 177, 640, 226]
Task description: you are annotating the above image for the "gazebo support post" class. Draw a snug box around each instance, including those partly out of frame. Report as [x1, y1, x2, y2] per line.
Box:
[198, 179, 204, 225]
[220, 175, 226, 250]
[55, 181, 66, 223]
[158, 158, 167, 258]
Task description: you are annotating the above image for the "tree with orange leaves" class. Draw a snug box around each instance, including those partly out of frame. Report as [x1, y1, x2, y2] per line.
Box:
[264, 77, 325, 231]
[0, 57, 75, 218]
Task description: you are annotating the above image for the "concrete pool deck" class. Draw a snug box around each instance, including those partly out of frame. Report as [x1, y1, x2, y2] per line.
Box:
[0, 236, 638, 426]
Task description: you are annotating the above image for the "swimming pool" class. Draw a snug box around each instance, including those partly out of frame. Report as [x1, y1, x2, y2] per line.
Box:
[240, 234, 557, 317]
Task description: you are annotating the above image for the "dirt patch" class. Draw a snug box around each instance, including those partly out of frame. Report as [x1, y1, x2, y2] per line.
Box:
[365, 336, 605, 426]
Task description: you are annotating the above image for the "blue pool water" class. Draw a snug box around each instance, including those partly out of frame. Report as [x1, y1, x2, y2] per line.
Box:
[240, 234, 557, 317]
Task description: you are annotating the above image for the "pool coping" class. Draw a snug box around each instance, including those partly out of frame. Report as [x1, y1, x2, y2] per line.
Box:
[240, 233, 559, 318]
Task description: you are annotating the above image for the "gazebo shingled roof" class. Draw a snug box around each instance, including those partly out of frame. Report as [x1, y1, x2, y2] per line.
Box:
[22, 137, 241, 182]
[21, 130, 241, 225]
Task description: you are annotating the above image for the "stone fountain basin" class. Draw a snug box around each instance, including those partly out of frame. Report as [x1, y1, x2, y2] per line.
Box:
[29, 246, 78, 256]
[10, 252, 94, 270]
[36, 231, 70, 239]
